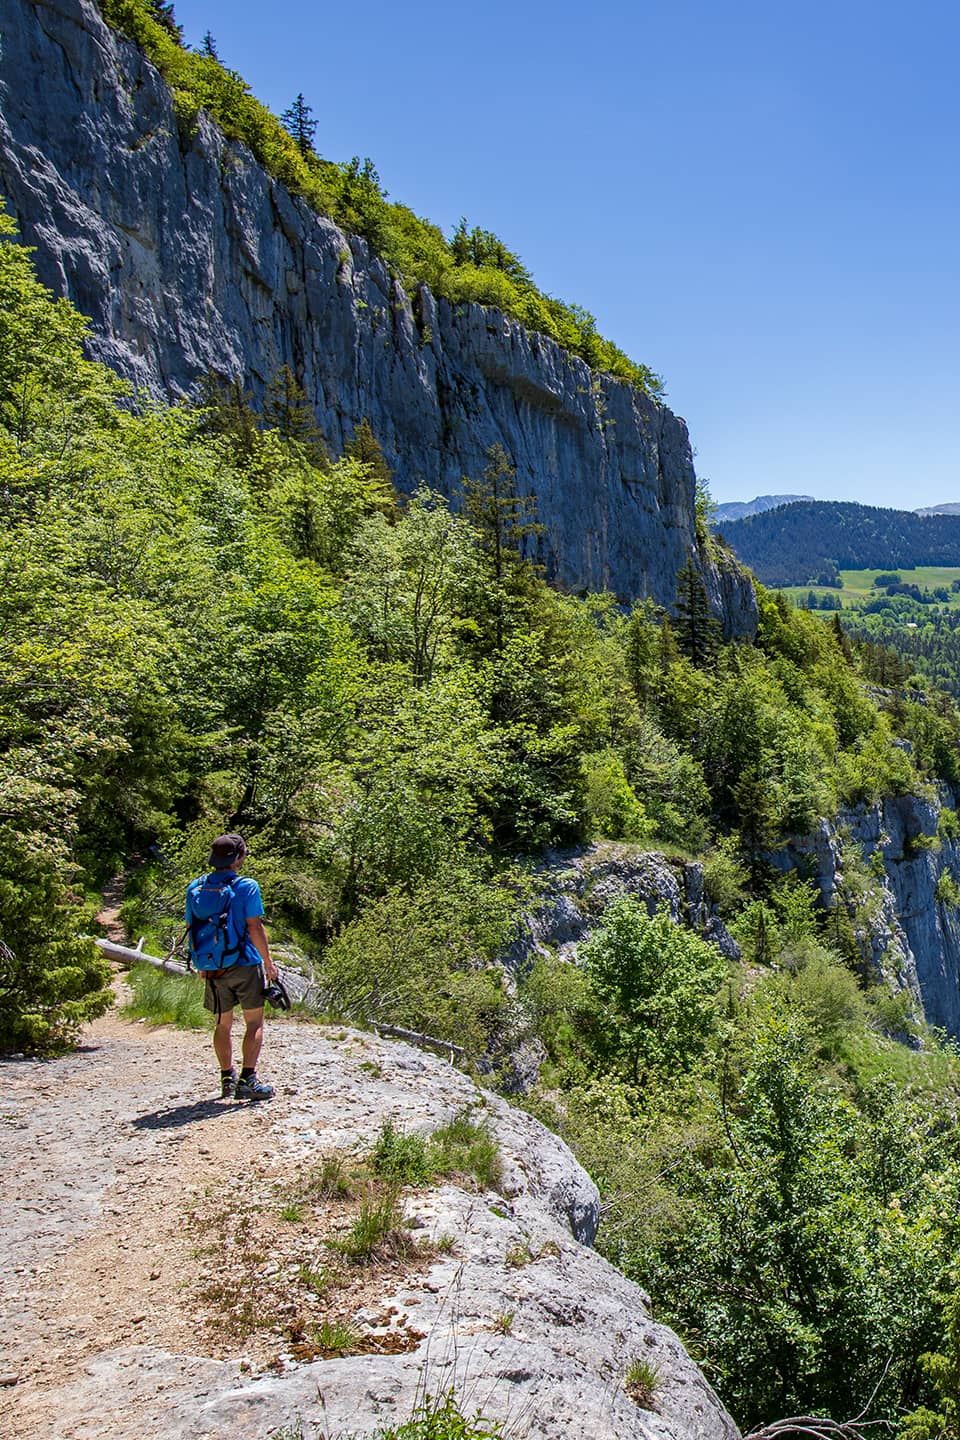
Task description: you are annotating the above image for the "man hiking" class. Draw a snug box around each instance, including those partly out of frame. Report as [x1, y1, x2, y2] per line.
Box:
[186, 833, 278, 1101]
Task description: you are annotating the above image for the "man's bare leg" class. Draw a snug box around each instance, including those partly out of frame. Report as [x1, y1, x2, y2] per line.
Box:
[213, 1009, 235, 1071]
[240, 1006, 265, 1071]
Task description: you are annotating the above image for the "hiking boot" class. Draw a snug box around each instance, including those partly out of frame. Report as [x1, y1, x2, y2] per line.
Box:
[235, 1073, 274, 1102]
[220, 1069, 237, 1100]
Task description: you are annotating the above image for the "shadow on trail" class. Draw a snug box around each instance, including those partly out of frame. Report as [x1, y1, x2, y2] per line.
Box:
[132, 1098, 234, 1130]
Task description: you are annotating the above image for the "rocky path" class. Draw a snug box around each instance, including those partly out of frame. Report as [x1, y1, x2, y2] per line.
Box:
[0, 1000, 736, 1440]
[0, 1006, 282, 1426]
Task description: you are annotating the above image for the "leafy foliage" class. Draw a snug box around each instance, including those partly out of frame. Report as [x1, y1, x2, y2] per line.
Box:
[580, 899, 725, 1084]
[10, 196, 960, 1440]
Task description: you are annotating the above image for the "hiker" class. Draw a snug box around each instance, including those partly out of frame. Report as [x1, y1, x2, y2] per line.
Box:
[185, 833, 278, 1101]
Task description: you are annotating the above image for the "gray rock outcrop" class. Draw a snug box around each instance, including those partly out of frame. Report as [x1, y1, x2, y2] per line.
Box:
[502, 843, 740, 982]
[770, 788, 960, 1036]
[0, 0, 757, 630]
[2, 1014, 740, 1440]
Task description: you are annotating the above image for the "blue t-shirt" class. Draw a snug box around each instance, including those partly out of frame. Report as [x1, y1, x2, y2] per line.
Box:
[185, 871, 265, 967]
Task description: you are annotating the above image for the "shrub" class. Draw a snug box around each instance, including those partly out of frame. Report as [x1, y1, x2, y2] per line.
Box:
[430, 1108, 502, 1191]
[579, 749, 653, 841]
[316, 869, 514, 1053]
[372, 1121, 433, 1186]
[580, 899, 726, 1084]
[701, 835, 749, 916]
[374, 1391, 504, 1439]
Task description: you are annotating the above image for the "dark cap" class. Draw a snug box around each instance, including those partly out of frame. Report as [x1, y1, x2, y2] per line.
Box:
[207, 833, 247, 870]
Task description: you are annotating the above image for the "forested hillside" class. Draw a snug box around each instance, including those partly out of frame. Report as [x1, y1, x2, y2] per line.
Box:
[723, 500, 960, 585]
[9, 201, 960, 1437]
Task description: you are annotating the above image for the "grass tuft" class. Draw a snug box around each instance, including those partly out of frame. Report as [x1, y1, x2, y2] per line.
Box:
[123, 963, 211, 1030]
[624, 1356, 661, 1409]
[429, 1109, 503, 1191]
[329, 1189, 417, 1264]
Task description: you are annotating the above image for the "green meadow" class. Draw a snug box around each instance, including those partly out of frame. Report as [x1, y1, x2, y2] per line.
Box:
[784, 566, 960, 610]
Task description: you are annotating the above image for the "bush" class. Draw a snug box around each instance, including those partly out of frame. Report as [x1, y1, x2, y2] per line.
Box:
[579, 749, 653, 841]
[0, 843, 113, 1053]
[701, 836, 748, 916]
[429, 1108, 502, 1191]
[375, 1391, 504, 1439]
[316, 868, 514, 1053]
[372, 1121, 432, 1186]
[580, 899, 726, 1084]
[370, 1112, 502, 1191]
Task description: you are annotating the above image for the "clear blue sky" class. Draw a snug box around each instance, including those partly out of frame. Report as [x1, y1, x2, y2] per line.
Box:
[173, 0, 960, 509]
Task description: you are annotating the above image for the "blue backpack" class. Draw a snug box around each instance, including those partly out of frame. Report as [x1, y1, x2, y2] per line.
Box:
[187, 872, 245, 973]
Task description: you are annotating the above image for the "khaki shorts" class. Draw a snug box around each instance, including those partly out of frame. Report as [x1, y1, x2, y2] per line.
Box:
[203, 963, 265, 1015]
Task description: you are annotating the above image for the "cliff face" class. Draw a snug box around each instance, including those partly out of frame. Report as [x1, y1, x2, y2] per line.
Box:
[0, 0, 757, 631]
[770, 788, 960, 1037]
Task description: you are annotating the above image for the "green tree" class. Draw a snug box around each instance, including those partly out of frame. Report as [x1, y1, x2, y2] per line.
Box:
[344, 417, 395, 493]
[580, 898, 725, 1084]
[147, 1, 182, 39]
[460, 443, 543, 656]
[193, 371, 261, 462]
[263, 364, 326, 460]
[632, 1017, 955, 1427]
[280, 92, 318, 157]
[674, 557, 720, 667]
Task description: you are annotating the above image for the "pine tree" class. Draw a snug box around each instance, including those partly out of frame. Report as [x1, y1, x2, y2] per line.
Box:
[194, 372, 260, 463]
[658, 615, 680, 668]
[461, 444, 544, 655]
[831, 611, 854, 663]
[281, 94, 318, 158]
[263, 365, 326, 461]
[199, 30, 219, 59]
[344, 417, 393, 488]
[732, 768, 778, 883]
[147, 1, 182, 40]
[674, 557, 721, 667]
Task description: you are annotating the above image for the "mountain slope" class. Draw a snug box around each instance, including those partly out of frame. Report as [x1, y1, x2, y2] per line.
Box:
[713, 493, 813, 523]
[721, 499, 960, 585]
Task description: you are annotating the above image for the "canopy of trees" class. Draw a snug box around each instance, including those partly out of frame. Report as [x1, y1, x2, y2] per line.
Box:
[723, 501, 960, 585]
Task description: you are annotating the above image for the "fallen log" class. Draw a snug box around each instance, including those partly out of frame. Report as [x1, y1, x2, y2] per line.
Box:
[373, 1022, 466, 1062]
[94, 937, 188, 974]
[94, 937, 312, 1002]
[92, 939, 462, 1058]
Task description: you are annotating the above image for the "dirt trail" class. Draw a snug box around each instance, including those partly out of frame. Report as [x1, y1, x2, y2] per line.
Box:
[0, 991, 735, 1440]
[0, 996, 345, 1437]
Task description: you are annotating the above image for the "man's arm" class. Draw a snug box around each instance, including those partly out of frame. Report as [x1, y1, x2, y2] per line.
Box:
[247, 916, 278, 982]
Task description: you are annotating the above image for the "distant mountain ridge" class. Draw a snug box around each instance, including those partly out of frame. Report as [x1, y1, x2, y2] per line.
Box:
[713, 494, 814, 523]
[721, 500, 960, 586]
[915, 503, 960, 516]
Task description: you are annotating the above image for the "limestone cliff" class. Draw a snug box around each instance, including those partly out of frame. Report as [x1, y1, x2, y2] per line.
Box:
[770, 786, 960, 1038]
[499, 828, 960, 1044]
[0, 0, 756, 631]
